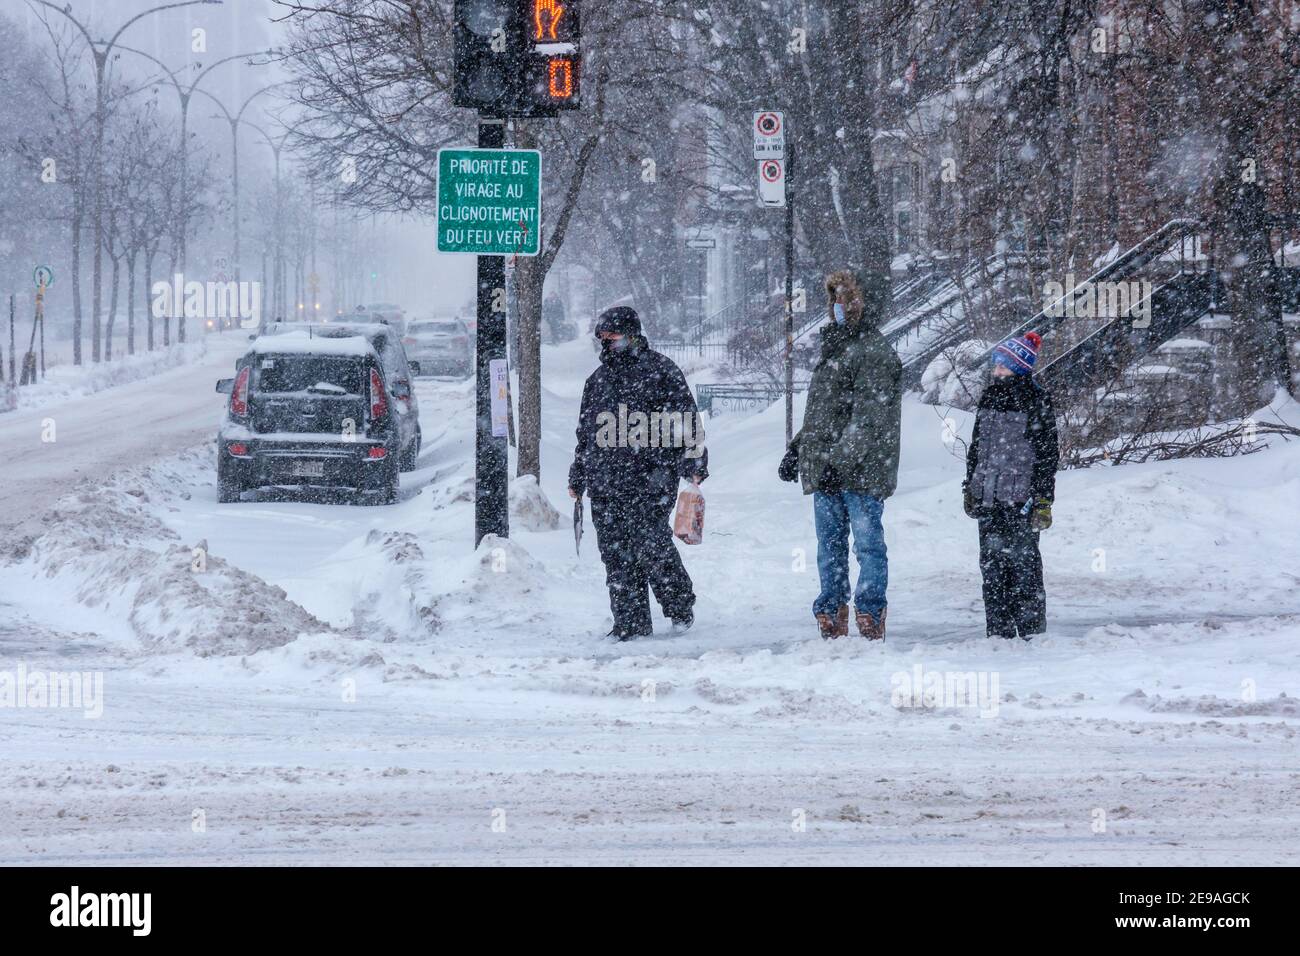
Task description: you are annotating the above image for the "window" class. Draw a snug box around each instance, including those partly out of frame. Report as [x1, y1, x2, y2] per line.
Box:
[892, 166, 912, 204]
[896, 211, 913, 253]
[410, 322, 464, 335]
[256, 356, 364, 395]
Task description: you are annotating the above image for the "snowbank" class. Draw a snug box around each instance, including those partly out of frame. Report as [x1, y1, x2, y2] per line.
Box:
[509, 474, 563, 531]
[5, 447, 333, 657]
[6, 340, 208, 414]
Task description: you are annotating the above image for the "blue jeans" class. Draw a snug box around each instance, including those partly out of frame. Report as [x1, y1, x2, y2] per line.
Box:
[812, 491, 888, 617]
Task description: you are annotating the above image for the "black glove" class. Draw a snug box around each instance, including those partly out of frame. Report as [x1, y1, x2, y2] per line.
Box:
[962, 485, 977, 518]
[778, 444, 799, 482]
[818, 464, 842, 493]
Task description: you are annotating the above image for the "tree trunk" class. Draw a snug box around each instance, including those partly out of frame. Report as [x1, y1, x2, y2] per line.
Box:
[104, 256, 120, 361]
[145, 249, 155, 351]
[71, 208, 83, 366]
[164, 252, 175, 347]
[1228, 181, 1287, 406]
[1219, 138, 1287, 410]
[126, 252, 137, 356]
[92, 230, 102, 363]
[177, 251, 186, 344]
[513, 253, 545, 479]
[509, 115, 603, 480]
[825, 3, 892, 318]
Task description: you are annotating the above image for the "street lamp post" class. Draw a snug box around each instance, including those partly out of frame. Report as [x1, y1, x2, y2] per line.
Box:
[242, 121, 288, 322]
[30, 0, 221, 364]
[191, 84, 286, 315]
[109, 44, 269, 339]
[242, 118, 321, 324]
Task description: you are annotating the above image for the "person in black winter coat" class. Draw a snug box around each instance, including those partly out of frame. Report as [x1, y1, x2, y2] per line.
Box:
[569, 307, 708, 640]
[963, 331, 1059, 639]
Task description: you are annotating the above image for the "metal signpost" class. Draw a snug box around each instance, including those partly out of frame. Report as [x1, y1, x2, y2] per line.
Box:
[22, 265, 54, 385]
[451, 0, 579, 548]
[754, 112, 795, 442]
[436, 142, 543, 546]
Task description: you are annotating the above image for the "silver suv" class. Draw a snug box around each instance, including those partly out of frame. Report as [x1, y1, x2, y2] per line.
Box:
[403, 318, 472, 377]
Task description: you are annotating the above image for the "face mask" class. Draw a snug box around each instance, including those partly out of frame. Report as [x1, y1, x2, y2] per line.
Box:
[832, 303, 846, 325]
[601, 335, 632, 354]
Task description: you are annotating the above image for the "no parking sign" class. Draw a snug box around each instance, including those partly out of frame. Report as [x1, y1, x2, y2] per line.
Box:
[758, 158, 785, 207]
[753, 111, 785, 159]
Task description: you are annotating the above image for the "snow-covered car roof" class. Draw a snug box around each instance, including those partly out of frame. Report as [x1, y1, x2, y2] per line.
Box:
[249, 328, 378, 358]
[260, 320, 397, 342]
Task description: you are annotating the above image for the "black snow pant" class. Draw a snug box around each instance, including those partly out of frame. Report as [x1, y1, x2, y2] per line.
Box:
[976, 505, 1046, 638]
[590, 494, 695, 633]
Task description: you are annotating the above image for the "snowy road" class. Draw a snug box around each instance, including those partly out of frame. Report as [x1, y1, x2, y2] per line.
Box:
[2, 338, 1299, 864]
[0, 337, 248, 535]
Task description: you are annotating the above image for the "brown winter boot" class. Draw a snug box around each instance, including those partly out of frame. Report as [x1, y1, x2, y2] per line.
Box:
[816, 605, 849, 640]
[856, 607, 887, 641]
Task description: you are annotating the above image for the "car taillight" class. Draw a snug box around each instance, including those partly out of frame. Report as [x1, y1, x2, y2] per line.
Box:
[367, 446, 387, 459]
[370, 368, 388, 420]
[227, 442, 249, 457]
[454, 336, 468, 346]
[230, 367, 250, 417]
[402, 337, 415, 346]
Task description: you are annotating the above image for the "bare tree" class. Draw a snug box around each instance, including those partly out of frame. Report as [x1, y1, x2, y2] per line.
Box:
[271, 0, 639, 481]
[20, 16, 96, 364]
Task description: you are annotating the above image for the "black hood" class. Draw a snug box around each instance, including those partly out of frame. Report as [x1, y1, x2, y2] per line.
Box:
[595, 306, 642, 338]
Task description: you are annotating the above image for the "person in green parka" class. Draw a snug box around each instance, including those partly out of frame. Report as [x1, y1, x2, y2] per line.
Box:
[778, 270, 902, 640]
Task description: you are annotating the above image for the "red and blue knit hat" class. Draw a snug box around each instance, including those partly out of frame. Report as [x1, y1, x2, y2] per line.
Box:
[993, 331, 1042, 375]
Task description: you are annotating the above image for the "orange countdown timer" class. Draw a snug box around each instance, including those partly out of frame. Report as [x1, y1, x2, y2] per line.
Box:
[547, 57, 574, 98]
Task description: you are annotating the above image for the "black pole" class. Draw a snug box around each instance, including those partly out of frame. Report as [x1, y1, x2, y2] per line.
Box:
[7, 294, 13, 384]
[784, 141, 795, 444]
[475, 115, 510, 547]
[39, 291, 45, 378]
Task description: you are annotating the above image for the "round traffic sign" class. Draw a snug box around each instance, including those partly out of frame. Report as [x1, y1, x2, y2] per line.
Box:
[34, 265, 54, 287]
[756, 112, 781, 136]
[760, 160, 783, 182]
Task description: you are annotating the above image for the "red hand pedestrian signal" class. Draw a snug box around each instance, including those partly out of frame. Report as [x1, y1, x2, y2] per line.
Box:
[533, 0, 565, 40]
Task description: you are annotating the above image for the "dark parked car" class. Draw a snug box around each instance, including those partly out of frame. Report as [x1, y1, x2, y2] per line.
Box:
[215, 322, 421, 504]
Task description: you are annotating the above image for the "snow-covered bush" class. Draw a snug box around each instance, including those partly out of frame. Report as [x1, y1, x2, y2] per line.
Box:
[920, 339, 990, 409]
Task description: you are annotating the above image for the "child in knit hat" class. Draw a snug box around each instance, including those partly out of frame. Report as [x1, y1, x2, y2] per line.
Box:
[962, 331, 1060, 639]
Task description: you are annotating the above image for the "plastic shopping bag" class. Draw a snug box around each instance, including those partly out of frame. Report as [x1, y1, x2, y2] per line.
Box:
[673, 482, 705, 545]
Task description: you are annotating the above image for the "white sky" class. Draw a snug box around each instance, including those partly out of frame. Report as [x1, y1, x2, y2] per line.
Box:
[16, 0, 472, 314]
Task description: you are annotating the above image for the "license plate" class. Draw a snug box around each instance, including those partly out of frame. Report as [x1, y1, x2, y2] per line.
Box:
[291, 460, 325, 478]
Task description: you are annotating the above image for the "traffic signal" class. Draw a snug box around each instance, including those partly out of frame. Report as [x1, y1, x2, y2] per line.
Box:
[519, 0, 580, 116]
[453, 0, 518, 114]
[453, 0, 580, 117]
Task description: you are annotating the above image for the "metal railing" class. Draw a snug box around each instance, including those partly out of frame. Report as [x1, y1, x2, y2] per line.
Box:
[954, 218, 1204, 379]
[696, 380, 810, 415]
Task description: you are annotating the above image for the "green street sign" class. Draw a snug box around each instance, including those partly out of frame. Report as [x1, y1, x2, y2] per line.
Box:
[436, 148, 541, 257]
[34, 265, 54, 287]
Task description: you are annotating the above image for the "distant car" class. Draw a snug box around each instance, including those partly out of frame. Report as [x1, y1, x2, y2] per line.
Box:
[356, 303, 406, 335]
[403, 318, 472, 377]
[215, 322, 421, 505]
